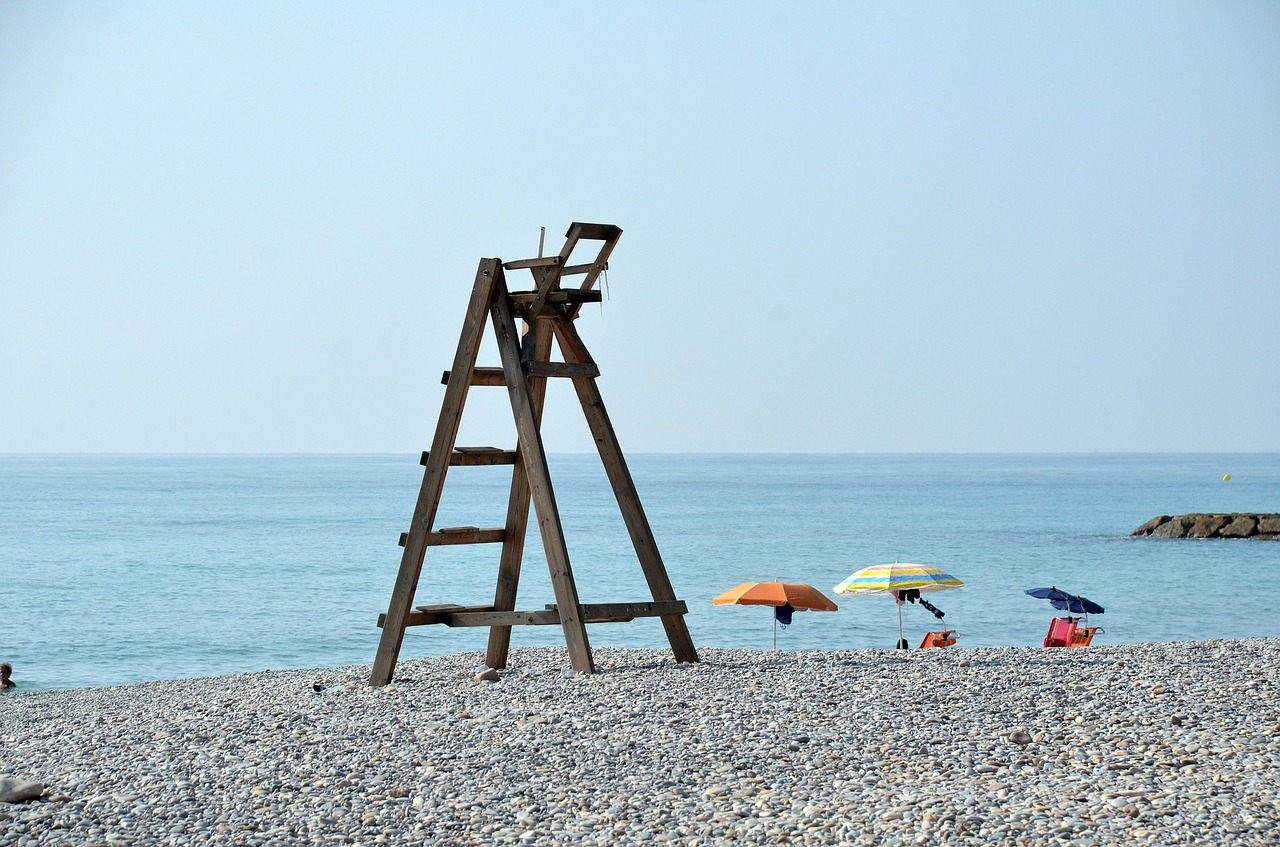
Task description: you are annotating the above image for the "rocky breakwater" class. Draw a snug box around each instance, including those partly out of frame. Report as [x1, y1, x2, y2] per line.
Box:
[1133, 513, 1280, 540]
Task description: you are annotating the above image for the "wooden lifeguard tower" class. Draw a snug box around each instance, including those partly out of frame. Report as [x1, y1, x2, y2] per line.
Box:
[371, 223, 699, 686]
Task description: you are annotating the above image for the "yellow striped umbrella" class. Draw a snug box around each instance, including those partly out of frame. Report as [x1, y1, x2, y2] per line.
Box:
[834, 562, 964, 595]
[834, 562, 963, 648]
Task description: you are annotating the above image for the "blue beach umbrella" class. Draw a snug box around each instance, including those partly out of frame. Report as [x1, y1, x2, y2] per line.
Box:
[1024, 586, 1104, 616]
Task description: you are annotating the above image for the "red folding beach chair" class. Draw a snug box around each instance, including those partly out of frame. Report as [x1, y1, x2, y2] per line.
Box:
[1043, 616, 1077, 648]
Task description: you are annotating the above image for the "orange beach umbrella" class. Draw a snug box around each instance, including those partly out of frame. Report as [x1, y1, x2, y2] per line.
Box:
[714, 581, 839, 611]
[713, 581, 838, 649]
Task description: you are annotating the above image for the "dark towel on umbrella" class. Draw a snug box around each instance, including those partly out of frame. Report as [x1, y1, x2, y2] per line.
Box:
[775, 603, 794, 627]
[919, 598, 945, 619]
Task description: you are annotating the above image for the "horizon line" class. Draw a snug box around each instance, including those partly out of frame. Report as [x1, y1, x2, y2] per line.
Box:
[2, 450, 1277, 458]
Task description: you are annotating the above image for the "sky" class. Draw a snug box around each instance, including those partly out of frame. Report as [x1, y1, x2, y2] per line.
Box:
[2, 2, 1277, 454]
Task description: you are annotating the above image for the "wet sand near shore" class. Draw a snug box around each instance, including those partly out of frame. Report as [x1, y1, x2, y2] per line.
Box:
[2, 640, 1278, 846]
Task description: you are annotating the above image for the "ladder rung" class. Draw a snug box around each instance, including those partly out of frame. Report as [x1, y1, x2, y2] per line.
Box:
[552, 600, 690, 622]
[455, 448, 517, 466]
[414, 603, 495, 613]
[398, 526, 506, 547]
[526, 362, 599, 379]
[441, 367, 506, 386]
[566, 222, 622, 241]
[502, 256, 562, 270]
[445, 608, 562, 627]
[409, 600, 689, 628]
[429, 527, 506, 546]
[420, 448, 516, 466]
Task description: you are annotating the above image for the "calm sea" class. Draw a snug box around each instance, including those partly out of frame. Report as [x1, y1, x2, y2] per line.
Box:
[3, 453, 1278, 692]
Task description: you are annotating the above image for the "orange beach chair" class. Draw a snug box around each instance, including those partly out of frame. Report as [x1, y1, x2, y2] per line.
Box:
[920, 630, 958, 649]
[1070, 626, 1102, 647]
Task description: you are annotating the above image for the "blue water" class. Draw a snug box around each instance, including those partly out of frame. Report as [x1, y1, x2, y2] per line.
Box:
[2, 453, 1278, 692]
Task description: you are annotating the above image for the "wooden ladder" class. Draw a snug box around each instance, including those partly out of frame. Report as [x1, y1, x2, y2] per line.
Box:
[370, 223, 699, 686]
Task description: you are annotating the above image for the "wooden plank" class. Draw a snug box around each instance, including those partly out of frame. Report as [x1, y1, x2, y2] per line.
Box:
[489, 275, 595, 673]
[441, 601, 688, 628]
[377, 604, 495, 628]
[526, 362, 600, 379]
[413, 603, 496, 624]
[376, 610, 435, 628]
[441, 367, 506, 387]
[450, 609, 562, 627]
[428, 527, 505, 545]
[420, 448, 516, 466]
[414, 603, 495, 612]
[503, 256, 562, 270]
[451, 449, 517, 466]
[558, 600, 688, 622]
[486, 317, 553, 669]
[370, 257, 501, 687]
[512, 302, 580, 324]
[566, 222, 622, 241]
[562, 261, 607, 277]
[558, 224, 584, 267]
[507, 290, 602, 306]
[551, 317, 699, 664]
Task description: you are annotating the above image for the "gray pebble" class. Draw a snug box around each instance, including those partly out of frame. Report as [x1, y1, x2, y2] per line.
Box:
[2, 641, 1278, 845]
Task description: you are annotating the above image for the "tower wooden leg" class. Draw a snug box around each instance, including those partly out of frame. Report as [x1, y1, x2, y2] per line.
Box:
[486, 318, 553, 669]
[552, 317, 700, 664]
[490, 275, 595, 674]
[371, 259, 500, 686]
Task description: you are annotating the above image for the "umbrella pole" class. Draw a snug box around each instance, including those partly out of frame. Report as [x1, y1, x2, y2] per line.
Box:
[773, 575, 780, 651]
[897, 603, 906, 650]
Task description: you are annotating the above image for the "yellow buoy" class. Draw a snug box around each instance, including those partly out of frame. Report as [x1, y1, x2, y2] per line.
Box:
[1223, 473, 1232, 481]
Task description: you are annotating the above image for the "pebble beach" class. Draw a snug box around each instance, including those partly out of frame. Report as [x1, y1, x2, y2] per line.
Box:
[2, 640, 1278, 846]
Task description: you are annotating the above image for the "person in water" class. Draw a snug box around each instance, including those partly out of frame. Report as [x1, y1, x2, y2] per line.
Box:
[0, 662, 15, 689]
